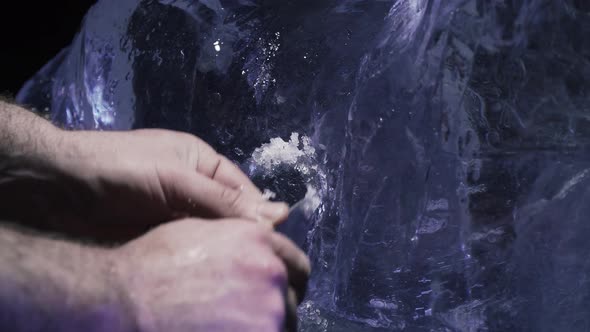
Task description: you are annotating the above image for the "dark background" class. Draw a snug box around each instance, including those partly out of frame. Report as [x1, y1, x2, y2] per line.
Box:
[0, 1, 96, 96]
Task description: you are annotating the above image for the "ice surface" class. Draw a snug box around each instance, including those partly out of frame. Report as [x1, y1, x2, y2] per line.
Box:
[17, 0, 590, 330]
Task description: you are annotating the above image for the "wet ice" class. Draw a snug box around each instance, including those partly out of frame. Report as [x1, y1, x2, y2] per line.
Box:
[17, 0, 590, 330]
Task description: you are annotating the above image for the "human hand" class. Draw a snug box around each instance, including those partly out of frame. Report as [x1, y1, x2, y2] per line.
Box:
[0, 126, 288, 241]
[111, 218, 310, 332]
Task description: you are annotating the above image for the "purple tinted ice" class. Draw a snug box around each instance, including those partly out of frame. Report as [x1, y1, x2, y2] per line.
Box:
[18, 0, 590, 330]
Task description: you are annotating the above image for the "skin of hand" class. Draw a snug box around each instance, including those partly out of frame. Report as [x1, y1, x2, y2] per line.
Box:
[55, 128, 289, 238]
[112, 218, 311, 332]
[0, 102, 308, 330]
[0, 218, 310, 332]
[0, 102, 288, 241]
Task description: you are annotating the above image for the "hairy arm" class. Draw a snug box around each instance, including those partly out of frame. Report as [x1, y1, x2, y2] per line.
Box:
[0, 101, 88, 232]
[0, 223, 134, 332]
[0, 100, 62, 162]
[0, 107, 135, 330]
[0, 100, 288, 241]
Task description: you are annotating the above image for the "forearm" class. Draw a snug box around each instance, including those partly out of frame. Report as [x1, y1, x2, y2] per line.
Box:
[0, 223, 134, 332]
[0, 100, 65, 163]
[0, 101, 92, 230]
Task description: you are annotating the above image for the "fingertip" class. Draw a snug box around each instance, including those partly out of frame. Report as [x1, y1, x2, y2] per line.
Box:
[302, 254, 312, 276]
[284, 287, 299, 332]
[258, 201, 289, 225]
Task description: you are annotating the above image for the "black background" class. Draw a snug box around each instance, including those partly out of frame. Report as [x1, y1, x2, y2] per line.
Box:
[0, 1, 96, 96]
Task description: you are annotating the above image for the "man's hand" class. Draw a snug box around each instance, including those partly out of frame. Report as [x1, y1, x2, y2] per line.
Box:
[112, 218, 310, 332]
[0, 219, 310, 332]
[57, 129, 289, 234]
[0, 101, 288, 240]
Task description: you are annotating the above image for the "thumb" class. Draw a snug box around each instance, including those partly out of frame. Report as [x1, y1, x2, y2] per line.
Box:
[159, 168, 289, 225]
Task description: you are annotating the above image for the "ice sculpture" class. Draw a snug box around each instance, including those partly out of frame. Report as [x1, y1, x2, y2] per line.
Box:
[17, 0, 590, 330]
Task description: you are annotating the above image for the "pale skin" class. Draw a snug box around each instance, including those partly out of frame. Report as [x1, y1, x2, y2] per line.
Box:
[0, 100, 310, 331]
[0, 99, 289, 240]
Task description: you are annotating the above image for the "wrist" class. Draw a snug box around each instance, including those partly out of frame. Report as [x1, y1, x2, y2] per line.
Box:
[76, 248, 138, 332]
[104, 247, 144, 332]
[0, 226, 138, 332]
[47, 245, 139, 332]
[0, 104, 79, 225]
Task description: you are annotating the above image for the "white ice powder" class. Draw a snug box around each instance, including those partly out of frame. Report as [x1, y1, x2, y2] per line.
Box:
[262, 189, 277, 200]
[251, 132, 325, 215]
[301, 185, 321, 216]
[251, 132, 316, 174]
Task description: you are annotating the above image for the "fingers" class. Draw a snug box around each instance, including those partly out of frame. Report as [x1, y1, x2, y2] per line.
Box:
[131, 129, 263, 199]
[195, 143, 262, 197]
[267, 232, 311, 304]
[266, 232, 308, 332]
[161, 169, 289, 225]
[205, 220, 309, 331]
[284, 287, 299, 332]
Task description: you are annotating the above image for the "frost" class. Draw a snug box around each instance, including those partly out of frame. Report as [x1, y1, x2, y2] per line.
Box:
[301, 185, 321, 216]
[18, 0, 590, 330]
[251, 132, 317, 176]
[261, 189, 277, 200]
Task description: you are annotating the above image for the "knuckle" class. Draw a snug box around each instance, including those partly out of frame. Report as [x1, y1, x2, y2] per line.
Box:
[264, 257, 288, 281]
[258, 291, 285, 332]
[234, 221, 269, 241]
[235, 249, 286, 280]
[229, 219, 253, 233]
[268, 288, 287, 315]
